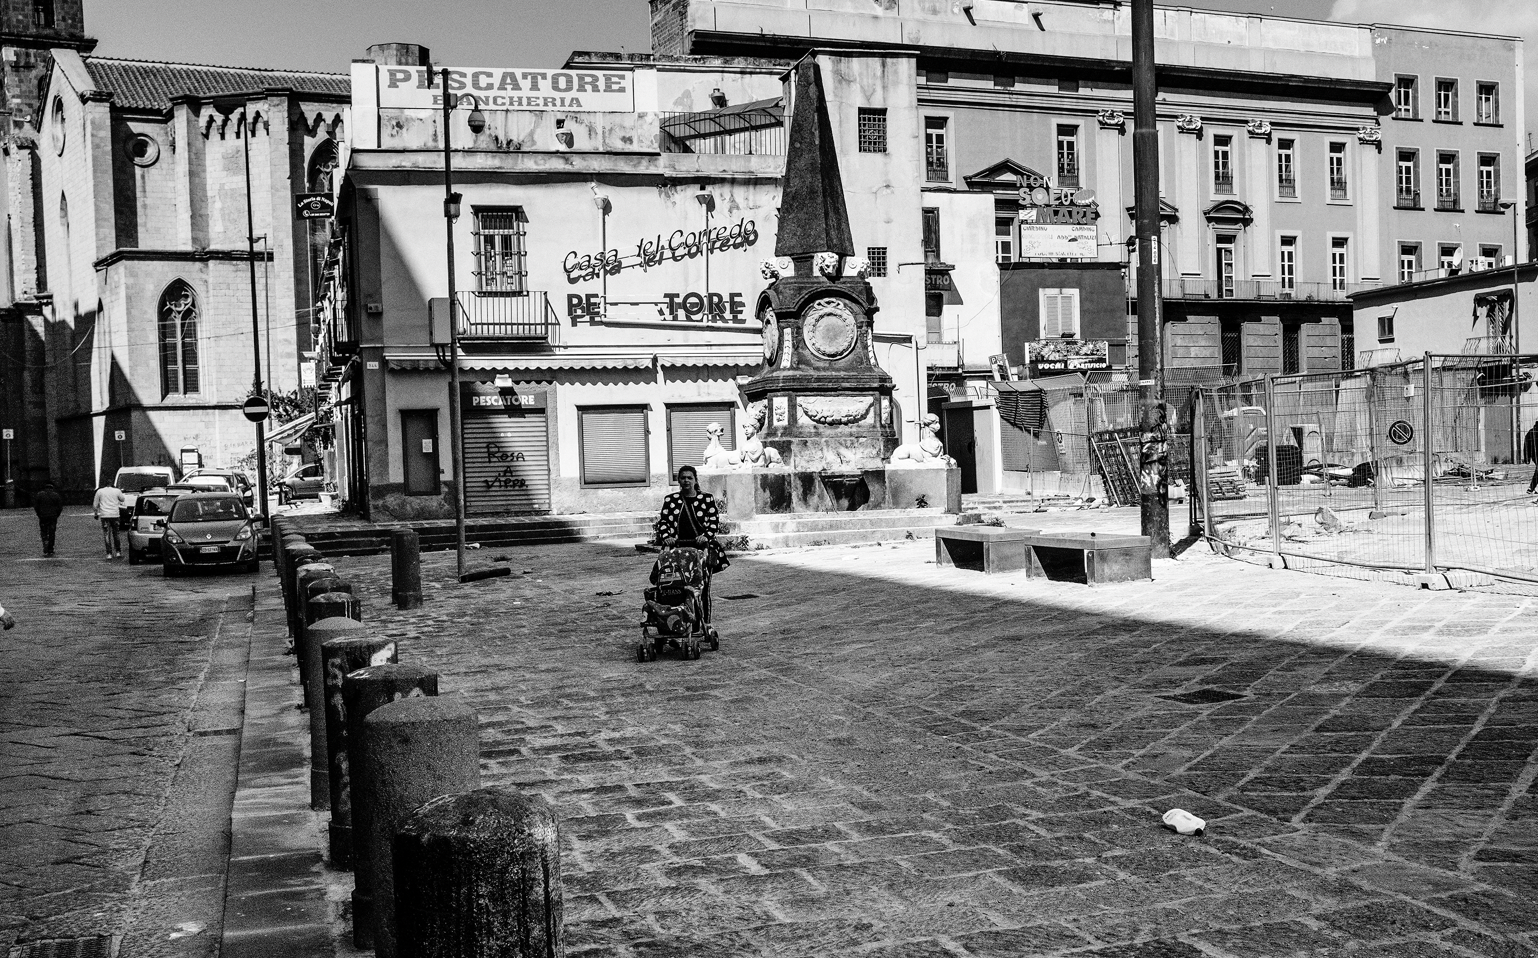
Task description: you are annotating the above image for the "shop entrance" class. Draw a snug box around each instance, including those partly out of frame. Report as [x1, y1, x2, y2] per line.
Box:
[460, 383, 551, 514]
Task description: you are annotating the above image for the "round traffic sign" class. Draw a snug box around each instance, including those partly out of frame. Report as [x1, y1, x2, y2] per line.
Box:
[1387, 419, 1414, 446]
[242, 395, 271, 423]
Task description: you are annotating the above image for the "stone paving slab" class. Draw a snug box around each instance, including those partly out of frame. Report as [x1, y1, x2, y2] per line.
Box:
[310, 535, 1538, 957]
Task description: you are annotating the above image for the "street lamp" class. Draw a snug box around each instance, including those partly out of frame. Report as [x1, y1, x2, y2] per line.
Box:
[212, 96, 268, 520]
[440, 70, 487, 581]
[1499, 199, 1521, 356]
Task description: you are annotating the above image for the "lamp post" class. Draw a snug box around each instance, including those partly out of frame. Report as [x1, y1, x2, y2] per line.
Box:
[1500, 198, 1524, 456]
[213, 97, 268, 519]
[440, 69, 487, 580]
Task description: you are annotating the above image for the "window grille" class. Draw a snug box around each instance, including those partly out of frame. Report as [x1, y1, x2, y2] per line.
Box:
[472, 208, 528, 293]
[857, 108, 886, 153]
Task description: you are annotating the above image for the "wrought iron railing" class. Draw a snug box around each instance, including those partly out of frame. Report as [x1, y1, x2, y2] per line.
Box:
[1396, 188, 1420, 209]
[1214, 173, 1234, 194]
[1163, 278, 1381, 302]
[1330, 177, 1349, 200]
[1278, 176, 1296, 198]
[1436, 192, 1461, 211]
[1477, 194, 1502, 214]
[457, 290, 558, 342]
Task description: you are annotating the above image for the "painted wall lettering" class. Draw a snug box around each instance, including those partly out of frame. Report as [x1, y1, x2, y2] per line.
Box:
[561, 217, 759, 284]
[567, 292, 747, 322]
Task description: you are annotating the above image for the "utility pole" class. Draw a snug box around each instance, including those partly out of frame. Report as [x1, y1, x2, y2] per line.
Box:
[1132, 0, 1170, 556]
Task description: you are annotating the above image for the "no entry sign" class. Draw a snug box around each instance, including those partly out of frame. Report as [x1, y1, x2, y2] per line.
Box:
[242, 395, 271, 423]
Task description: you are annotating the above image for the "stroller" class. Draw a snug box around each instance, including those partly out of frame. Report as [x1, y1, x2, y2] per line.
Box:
[638, 540, 720, 662]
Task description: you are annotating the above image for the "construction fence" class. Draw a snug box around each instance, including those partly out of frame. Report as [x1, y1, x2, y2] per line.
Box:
[1189, 354, 1538, 589]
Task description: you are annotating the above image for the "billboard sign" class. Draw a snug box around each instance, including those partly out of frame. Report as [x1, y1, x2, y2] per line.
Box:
[375, 66, 635, 112]
[1027, 339, 1111, 375]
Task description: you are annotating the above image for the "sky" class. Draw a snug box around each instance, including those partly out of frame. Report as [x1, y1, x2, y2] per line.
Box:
[85, 0, 1535, 137]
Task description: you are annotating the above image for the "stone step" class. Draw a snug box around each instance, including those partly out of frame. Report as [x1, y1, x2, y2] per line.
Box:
[742, 523, 953, 550]
[280, 516, 654, 558]
[725, 509, 956, 536]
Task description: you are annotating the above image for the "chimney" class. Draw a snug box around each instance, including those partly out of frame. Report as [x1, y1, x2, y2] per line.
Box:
[365, 43, 431, 67]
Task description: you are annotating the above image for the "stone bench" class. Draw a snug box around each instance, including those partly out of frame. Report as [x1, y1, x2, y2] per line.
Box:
[936, 527, 1151, 584]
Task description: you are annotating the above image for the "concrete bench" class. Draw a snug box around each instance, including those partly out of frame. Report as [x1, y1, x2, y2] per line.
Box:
[935, 527, 1151, 584]
[934, 526, 1042, 574]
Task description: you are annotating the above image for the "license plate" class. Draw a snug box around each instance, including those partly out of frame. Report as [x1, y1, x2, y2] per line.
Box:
[200, 546, 220, 554]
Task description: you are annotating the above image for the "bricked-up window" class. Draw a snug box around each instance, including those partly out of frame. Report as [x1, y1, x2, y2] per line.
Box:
[1394, 75, 1418, 119]
[1056, 125, 1080, 189]
[857, 108, 887, 153]
[924, 117, 949, 181]
[1476, 82, 1500, 124]
[1435, 78, 1458, 122]
[158, 281, 200, 397]
[865, 247, 887, 277]
[472, 208, 527, 292]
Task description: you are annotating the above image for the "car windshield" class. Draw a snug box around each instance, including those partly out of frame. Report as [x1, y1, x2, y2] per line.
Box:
[169, 497, 248, 523]
[135, 495, 178, 517]
[118, 473, 170, 493]
[186, 477, 231, 489]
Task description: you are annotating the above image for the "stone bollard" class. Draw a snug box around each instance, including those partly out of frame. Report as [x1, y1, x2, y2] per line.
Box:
[305, 616, 366, 809]
[362, 695, 480, 958]
[287, 554, 328, 643]
[391, 529, 423, 610]
[281, 544, 318, 636]
[394, 788, 563, 958]
[294, 567, 341, 688]
[321, 634, 400, 869]
[343, 664, 439, 948]
[306, 591, 361, 682]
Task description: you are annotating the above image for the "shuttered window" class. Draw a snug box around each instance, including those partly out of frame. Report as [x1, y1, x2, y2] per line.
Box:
[1039, 288, 1080, 339]
[668, 404, 735, 479]
[579, 406, 649, 486]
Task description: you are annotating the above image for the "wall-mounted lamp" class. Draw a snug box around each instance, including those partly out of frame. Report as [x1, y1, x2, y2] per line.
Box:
[592, 192, 611, 213]
[710, 87, 727, 108]
[445, 190, 463, 221]
[694, 190, 715, 212]
[492, 372, 514, 388]
[448, 92, 487, 134]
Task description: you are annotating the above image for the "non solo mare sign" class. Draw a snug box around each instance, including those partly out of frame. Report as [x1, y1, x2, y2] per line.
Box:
[374, 65, 635, 112]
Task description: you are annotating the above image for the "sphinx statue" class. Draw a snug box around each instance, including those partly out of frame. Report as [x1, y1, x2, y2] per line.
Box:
[700, 422, 741, 471]
[737, 421, 783, 468]
[888, 413, 956, 468]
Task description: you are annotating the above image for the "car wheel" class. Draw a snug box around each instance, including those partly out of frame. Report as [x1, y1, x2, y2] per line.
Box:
[128, 548, 141, 566]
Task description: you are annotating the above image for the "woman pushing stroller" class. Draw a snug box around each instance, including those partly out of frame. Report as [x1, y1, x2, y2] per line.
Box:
[641, 466, 728, 660]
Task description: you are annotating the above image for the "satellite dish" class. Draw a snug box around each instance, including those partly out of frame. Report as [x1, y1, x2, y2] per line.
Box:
[1073, 188, 1097, 206]
[1030, 187, 1051, 206]
[1450, 247, 1464, 275]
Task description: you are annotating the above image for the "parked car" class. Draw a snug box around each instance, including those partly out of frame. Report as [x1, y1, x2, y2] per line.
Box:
[185, 469, 255, 508]
[126, 491, 180, 565]
[161, 493, 261, 576]
[276, 462, 326, 503]
[176, 474, 236, 495]
[114, 465, 178, 520]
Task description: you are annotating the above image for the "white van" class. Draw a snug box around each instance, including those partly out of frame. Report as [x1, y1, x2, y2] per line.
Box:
[114, 465, 178, 520]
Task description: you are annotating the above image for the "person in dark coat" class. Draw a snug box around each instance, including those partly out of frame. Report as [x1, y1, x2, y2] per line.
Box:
[1525, 423, 1538, 495]
[32, 480, 64, 557]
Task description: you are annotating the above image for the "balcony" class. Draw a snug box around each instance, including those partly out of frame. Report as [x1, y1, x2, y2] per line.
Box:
[456, 290, 559, 342]
[1329, 177, 1349, 201]
[1057, 163, 1080, 189]
[1162, 278, 1380, 302]
[1213, 173, 1234, 195]
[1278, 176, 1296, 198]
[1396, 189, 1420, 209]
[1436, 192, 1461, 212]
[1477, 194, 1502, 213]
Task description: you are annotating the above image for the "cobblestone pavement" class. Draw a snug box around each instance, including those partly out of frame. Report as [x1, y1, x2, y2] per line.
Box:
[325, 534, 1538, 958]
[0, 507, 252, 958]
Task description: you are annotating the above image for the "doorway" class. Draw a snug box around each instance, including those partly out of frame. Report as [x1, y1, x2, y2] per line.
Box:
[400, 410, 440, 496]
[943, 405, 978, 494]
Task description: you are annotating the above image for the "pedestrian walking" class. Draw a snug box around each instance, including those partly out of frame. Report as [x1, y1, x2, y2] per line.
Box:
[1525, 422, 1538, 495]
[91, 481, 125, 559]
[32, 480, 64, 557]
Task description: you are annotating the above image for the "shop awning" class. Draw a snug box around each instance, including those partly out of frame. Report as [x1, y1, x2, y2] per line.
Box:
[384, 349, 761, 372]
[265, 413, 316, 446]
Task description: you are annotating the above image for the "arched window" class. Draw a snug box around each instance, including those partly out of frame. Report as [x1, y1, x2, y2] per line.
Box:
[159, 281, 200, 397]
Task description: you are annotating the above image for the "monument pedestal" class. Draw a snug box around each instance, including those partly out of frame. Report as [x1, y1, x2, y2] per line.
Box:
[700, 466, 959, 520]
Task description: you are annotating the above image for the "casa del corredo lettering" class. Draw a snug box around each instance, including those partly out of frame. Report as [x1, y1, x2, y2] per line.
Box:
[563, 217, 759, 283]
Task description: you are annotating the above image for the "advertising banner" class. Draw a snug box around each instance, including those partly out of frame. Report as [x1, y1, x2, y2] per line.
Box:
[1027, 339, 1111, 375]
[1018, 219, 1097, 259]
[374, 66, 635, 112]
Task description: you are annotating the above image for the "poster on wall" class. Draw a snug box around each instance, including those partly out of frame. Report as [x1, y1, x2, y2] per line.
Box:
[1028, 339, 1110, 376]
[374, 66, 636, 112]
[1017, 219, 1098, 259]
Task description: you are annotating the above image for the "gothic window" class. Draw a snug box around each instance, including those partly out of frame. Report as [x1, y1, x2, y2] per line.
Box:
[159, 281, 200, 397]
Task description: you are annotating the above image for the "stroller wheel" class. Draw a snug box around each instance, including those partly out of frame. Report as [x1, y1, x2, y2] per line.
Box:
[708, 635, 720, 652]
[636, 641, 651, 663]
[688, 639, 703, 661]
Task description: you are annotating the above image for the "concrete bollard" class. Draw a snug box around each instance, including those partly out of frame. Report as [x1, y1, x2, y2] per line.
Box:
[282, 545, 319, 636]
[288, 555, 329, 644]
[394, 788, 563, 958]
[304, 591, 361, 682]
[343, 664, 439, 948]
[391, 529, 423, 610]
[305, 616, 366, 809]
[295, 567, 342, 687]
[362, 695, 480, 958]
[321, 634, 400, 869]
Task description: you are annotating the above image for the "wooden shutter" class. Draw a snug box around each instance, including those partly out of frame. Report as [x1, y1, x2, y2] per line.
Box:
[1040, 289, 1079, 339]
[580, 407, 649, 485]
[668, 405, 735, 479]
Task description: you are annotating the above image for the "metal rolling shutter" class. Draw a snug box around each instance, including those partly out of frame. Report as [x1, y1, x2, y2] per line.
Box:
[462, 415, 550, 514]
[580, 407, 649, 485]
[668, 404, 735, 478]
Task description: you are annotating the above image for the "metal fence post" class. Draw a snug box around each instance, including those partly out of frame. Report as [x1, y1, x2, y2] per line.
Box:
[1265, 374, 1280, 563]
[1366, 367, 1382, 513]
[1422, 353, 1435, 574]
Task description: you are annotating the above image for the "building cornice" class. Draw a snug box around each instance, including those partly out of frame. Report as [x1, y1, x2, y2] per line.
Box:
[917, 86, 1378, 131]
[0, 32, 95, 52]
[1349, 263, 1536, 306]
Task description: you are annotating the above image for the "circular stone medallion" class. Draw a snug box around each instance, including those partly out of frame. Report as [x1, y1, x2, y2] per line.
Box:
[803, 298, 858, 361]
